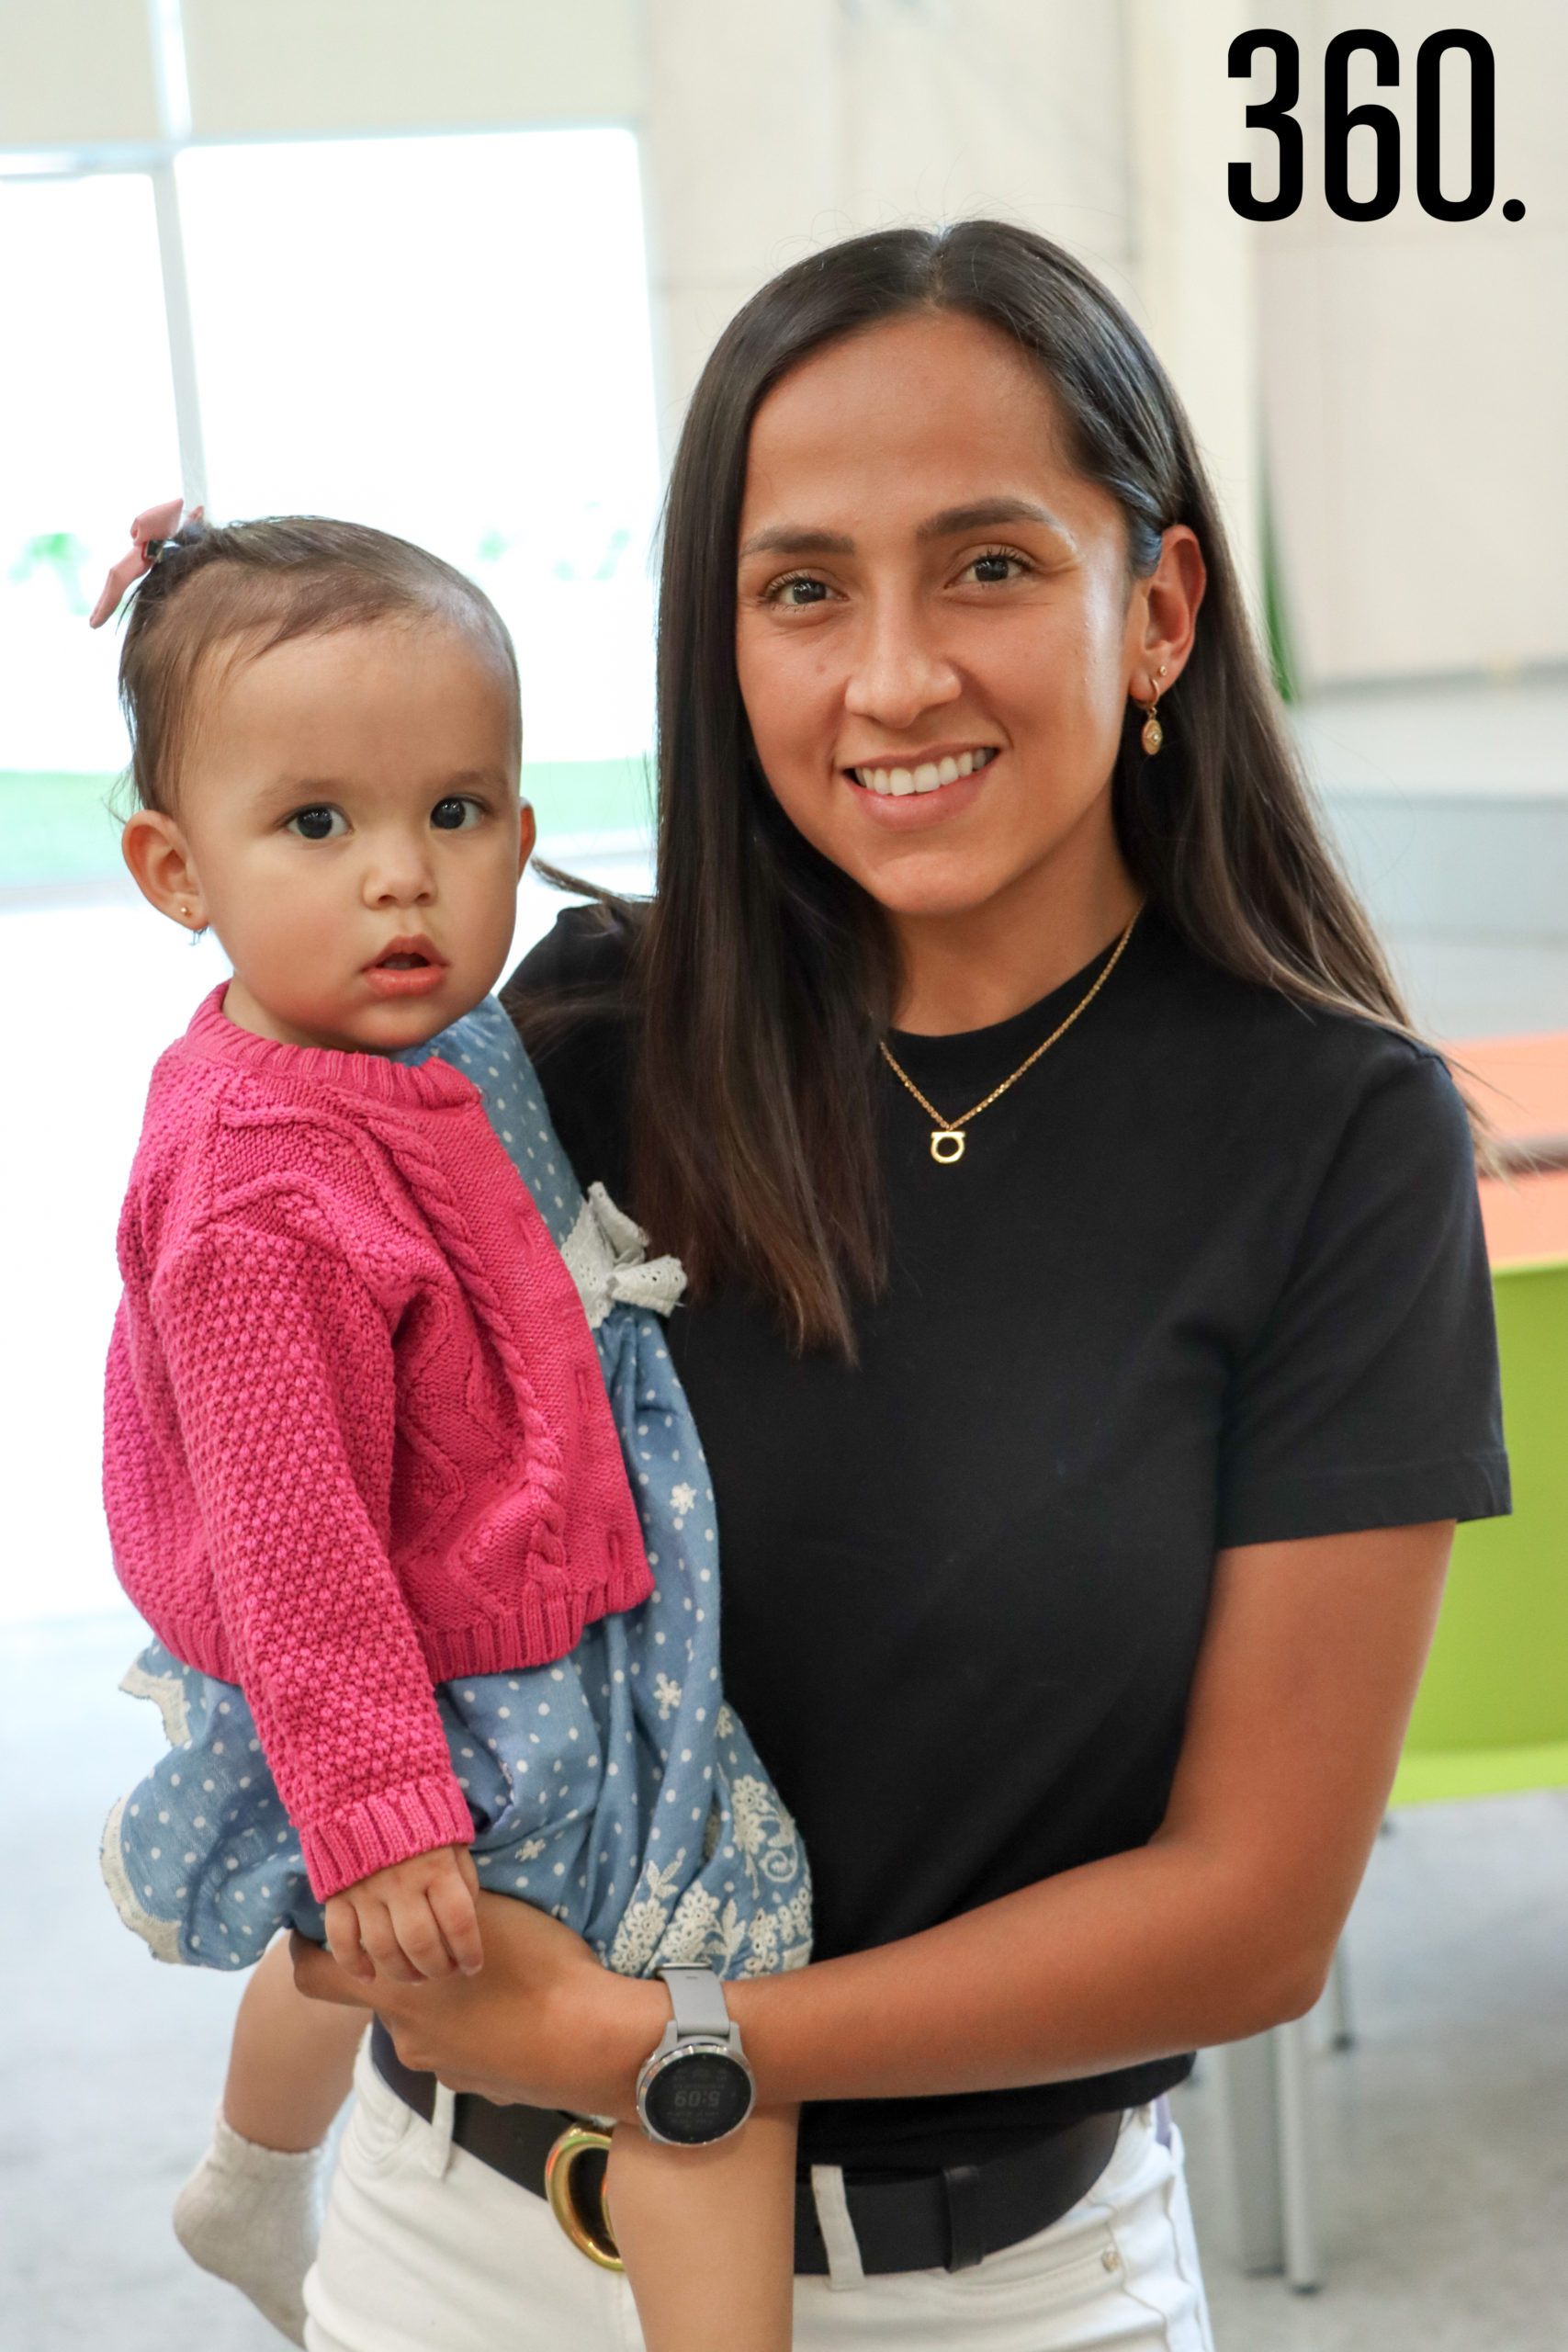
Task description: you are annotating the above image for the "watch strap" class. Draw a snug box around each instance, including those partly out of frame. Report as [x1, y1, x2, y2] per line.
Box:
[657, 1962, 733, 2041]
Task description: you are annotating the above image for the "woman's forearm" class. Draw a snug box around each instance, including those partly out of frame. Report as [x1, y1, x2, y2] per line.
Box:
[725, 1838, 1318, 2109]
[324, 1815, 1336, 2126]
[557, 1817, 1336, 2122]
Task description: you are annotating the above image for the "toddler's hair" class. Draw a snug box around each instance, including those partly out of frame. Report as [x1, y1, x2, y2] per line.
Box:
[118, 514, 521, 813]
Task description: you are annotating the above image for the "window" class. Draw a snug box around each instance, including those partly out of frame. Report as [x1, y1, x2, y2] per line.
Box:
[0, 127, 660, 884]
[178, 129, 659, 813]
[0, 173, 180, 784]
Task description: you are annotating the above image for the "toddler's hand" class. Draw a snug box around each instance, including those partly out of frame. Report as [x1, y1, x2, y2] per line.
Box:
[323, 1844, 483, 1984]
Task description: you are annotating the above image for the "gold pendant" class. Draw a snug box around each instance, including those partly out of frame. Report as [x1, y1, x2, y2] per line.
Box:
[931, 1129, 966, 1164]
[1141, 713, 1163, 755]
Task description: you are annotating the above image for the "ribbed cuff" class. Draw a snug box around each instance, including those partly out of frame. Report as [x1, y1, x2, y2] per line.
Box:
[419, 1551, 653, 1683]
[299, 1771, 477, 1900]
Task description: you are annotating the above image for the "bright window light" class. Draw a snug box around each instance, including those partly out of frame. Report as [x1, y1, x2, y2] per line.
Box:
[176, 129, 660, 771]
[0, 175, 181, 772]
[0, 130, 659, 796]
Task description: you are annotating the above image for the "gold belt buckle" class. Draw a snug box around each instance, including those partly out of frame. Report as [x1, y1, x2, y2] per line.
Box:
[544, 2122, 623, 2271]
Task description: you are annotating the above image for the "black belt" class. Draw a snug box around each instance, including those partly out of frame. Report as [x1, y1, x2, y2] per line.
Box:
[369, 2019, 1122, 2277]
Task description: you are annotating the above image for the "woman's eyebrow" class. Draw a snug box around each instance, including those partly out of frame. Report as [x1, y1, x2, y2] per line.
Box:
[739, 499, 1067, 560]
[739, 524, 856, 558]
[916, 497, 1066, 540]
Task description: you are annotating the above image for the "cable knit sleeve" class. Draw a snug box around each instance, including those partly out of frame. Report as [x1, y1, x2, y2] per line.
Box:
[149, 1204, 475, 1900]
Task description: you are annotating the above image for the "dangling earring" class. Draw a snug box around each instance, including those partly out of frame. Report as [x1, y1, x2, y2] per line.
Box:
[1140, 662, 1169, 756]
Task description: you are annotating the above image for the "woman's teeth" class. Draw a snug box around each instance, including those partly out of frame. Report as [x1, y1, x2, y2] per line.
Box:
[852, 748, 995, 797]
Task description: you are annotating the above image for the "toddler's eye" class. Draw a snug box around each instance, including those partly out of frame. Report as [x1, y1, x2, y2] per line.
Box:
[431, 796, 482, 831]
[287, 805, 346, 841]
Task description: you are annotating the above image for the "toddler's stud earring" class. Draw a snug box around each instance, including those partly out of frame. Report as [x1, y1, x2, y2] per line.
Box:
[1140, 662, 1169, 757]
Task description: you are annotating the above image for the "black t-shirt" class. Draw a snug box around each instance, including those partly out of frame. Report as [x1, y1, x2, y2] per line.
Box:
[508, 903, 1507, 2171]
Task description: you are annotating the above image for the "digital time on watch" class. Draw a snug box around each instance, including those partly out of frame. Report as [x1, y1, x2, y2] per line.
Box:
[635, 1962, 757, 2146]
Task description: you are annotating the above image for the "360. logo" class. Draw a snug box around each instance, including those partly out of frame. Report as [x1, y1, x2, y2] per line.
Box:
[1228, 28, 1525, 224]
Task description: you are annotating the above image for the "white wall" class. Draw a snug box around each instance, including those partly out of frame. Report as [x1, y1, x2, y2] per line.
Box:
[1125, 1, 1261, 612]
[0, 0, 640, 143]
[642, 0, 1134, 419]
[640, 0, 1261, 605]
[0, 0, 159, 145]
[1255, 0, 1567, 685]
[179, 0, 640, 137]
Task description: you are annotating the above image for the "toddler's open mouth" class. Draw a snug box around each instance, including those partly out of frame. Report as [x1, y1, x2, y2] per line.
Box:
[364, 936, 449, 999]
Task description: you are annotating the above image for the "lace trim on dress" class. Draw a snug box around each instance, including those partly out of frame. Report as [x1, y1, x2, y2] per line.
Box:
[119, 1654, 193, 1747]
[560, 1182, 687, 1330]
[99, 1794, 183, 1963]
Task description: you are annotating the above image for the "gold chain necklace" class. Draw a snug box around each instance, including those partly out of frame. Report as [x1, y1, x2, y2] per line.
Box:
[879, 908, 1141, 1165]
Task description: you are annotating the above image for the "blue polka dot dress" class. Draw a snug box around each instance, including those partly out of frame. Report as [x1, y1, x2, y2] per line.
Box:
[102, 999, 812, 1982]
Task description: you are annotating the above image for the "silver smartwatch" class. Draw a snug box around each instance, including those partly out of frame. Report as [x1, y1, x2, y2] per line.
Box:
[635, 1963, 756, 2146]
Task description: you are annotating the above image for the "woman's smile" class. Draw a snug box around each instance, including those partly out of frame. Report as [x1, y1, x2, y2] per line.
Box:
[840, 743, 1001, 829]
[847, 744, 1000, 797]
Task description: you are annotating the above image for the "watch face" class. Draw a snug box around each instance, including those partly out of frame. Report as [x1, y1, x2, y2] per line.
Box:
[643, 2048, 754, 2145]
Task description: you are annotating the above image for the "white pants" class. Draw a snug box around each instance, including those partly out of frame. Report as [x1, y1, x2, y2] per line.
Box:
[305, 2041, 1215, 2351]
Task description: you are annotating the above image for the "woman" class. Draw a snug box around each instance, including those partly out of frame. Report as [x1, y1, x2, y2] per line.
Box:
[296, 221, 1506, 2348]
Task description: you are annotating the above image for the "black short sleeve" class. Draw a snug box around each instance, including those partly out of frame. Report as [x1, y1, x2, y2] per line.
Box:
[1217, 1046, 1509, 1545]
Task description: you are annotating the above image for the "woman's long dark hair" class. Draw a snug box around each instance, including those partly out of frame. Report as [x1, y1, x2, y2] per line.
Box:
[520, 220, 1431, 1355]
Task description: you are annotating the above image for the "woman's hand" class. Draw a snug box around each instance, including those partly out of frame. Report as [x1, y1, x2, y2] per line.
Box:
[292, 1894, 668, 2118]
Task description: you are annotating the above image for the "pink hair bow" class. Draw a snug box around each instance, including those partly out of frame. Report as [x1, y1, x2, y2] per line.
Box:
[88, 499, 203, 628]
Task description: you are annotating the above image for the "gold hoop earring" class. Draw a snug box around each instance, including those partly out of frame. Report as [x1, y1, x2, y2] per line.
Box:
[1140, 662, 1169, 756]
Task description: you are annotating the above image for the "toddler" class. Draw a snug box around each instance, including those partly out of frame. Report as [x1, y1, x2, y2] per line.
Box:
[95, 508, 808, 2348]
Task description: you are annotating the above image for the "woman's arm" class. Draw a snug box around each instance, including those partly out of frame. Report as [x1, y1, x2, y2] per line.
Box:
[296, 1520, 1450, 2110]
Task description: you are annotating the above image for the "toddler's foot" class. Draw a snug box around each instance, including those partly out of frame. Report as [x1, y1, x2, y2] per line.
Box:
[172, 2109, 328, 2345]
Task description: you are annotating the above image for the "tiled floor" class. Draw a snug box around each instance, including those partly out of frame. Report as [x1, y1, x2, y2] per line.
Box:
[1, 1613, 279, 2350]
[1177, 1790, 1568, 2349]
[6, 1612, 1566, 2348]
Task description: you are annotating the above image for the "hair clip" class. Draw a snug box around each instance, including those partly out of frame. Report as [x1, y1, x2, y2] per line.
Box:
[88, 500, 203, 629]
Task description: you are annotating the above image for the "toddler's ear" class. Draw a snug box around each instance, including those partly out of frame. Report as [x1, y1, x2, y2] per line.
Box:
[517, 797, 537, 877]
[122, 808, 208, 935]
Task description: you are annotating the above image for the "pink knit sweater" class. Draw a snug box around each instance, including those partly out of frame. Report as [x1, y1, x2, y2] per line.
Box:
[104, 988, 651, 1898]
